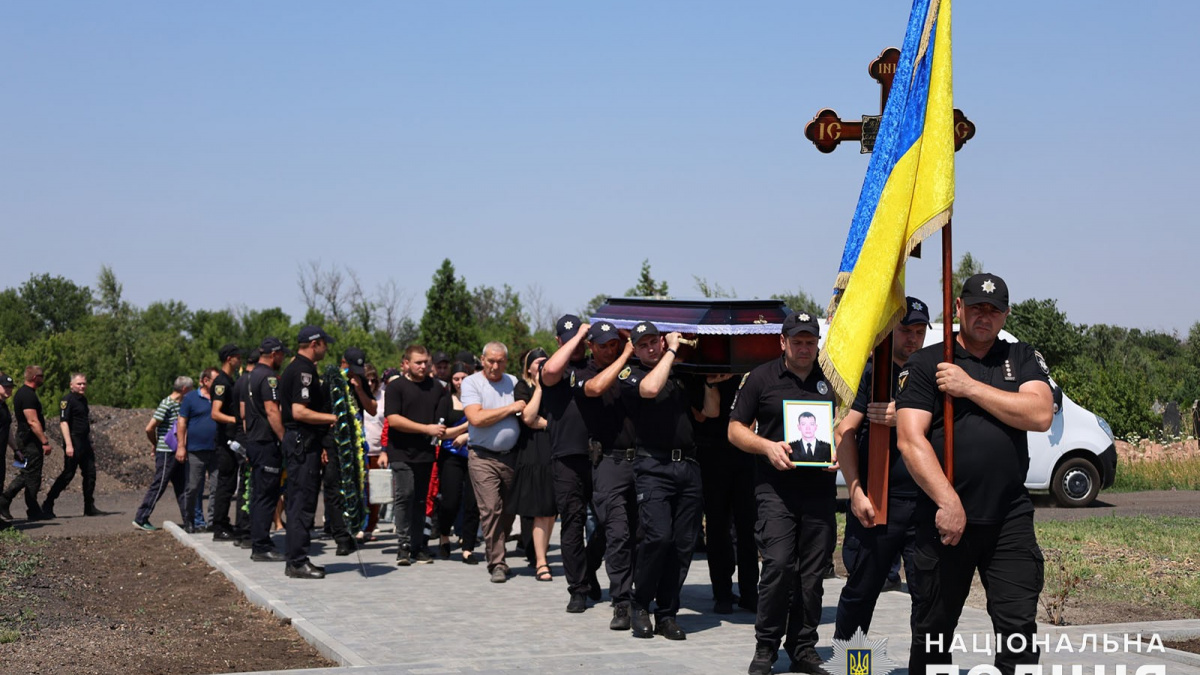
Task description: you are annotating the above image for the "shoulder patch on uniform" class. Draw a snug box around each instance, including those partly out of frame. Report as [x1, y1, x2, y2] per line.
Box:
[214, 384, 225, 397]
[60, 400, 68, 409]
[618, 366, 631, 381]
[267, 377, 278, 388]
[1034, 350, 1050, 375]
[897, 369, 909, 394]
[300, 373, 313, 387]
[738, 372, 750, 388]
[569, 371, 576, 388]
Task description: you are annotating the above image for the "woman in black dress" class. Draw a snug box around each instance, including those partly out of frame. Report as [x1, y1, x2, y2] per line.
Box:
[510, 348, 557, 581]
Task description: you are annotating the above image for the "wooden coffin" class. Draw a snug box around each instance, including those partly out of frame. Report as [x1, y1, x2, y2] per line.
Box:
[589, 297, 789, 373]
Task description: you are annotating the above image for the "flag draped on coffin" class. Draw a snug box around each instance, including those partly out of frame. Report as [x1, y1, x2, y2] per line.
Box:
[819, 0, 956, 403]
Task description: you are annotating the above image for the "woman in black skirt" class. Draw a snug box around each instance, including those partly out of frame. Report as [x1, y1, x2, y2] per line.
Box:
[510, 348, 557, 581]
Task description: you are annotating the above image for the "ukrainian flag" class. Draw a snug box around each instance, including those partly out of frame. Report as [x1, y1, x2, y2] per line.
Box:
[819, 0, 956, 403]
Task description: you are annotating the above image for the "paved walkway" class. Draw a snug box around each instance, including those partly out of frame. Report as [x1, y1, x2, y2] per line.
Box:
[166, 523, 1200, 675]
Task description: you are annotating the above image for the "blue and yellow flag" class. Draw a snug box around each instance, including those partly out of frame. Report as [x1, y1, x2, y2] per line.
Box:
[820, 0, 955, 403]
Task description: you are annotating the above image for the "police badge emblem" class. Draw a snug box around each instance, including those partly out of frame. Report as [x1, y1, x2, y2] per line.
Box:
[267, 377, 278, 389]
[300, 373, 313, 387]
[214, 385, 226, 397]
[569, 371, 576, 388]
[826, 627, 897, 675]
[60, 400, 67, 410]
[896, 370, 909, 394]
[1034, 350, 1050, 375]
[618, 366, 632, 381]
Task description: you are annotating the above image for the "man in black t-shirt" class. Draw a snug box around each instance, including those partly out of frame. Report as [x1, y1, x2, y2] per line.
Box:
[896, 274, 1053, 675]
[0, 373, 15, 525]
[0, 366, 52, 521]
[833, 297, 930, 642]
[540, 314, 600, 613]
[43, 372, 100, 517]
[279, 325, 339, 579]
[244, 339, 287, 561]
[230, 348, 260, 546]
[209, 344, 242, 541]
[383, 345, 449, 565]
[729, 312, 839, 675]
[619, 321, 703, 642]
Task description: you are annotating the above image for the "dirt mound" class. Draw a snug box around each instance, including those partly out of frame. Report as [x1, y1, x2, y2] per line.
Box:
[40, 405, 157, 494]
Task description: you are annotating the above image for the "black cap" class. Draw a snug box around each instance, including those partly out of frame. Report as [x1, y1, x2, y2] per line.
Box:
[960, 273, 1009, 312]
[297, 325, 336, 345]
[260, 336, 291, 355]
[245, 348, 262, 365]
[343, 347, 367, 376]
[453, 350, 475, 365]
[586, 321, 621, 344]
[630, 321, 660, 343]
[0, 373, 14, 389]
[556, 314, 583, 341]
[432, 350, 450, 365]
[900, 296, 931, 326]
[381, 367, 401, 383]
[218, 343, 243, 362]
[524, 348, 549, 372]
[782, 311, 821, 338]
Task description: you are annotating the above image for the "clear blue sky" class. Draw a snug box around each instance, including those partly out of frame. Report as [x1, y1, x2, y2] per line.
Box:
[3, 2, 1196, 335]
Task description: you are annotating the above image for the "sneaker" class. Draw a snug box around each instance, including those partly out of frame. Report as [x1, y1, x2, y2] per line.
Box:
[0, 498, 13, 521]
[132, 520, 158, 532]
[788, 650, 831, 675]
[566, 592, 588, 613]
[396, 551, 412, 567]
[748, 642, 779, 675]
[414, 550, 435, 564]
[489, 566, 508, 583]
[609, 602, 631, 631]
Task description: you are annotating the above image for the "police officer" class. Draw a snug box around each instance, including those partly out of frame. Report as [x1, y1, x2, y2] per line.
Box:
[729, 312, 838, 675]
[620, 321, 703, 641]
[896, 274, 1053, 675]
[210, 344, 243, 541]
[279, 325, 339, 579]
[244, 338, 287, 562]
[230, 348, 260, 548]
[0, 366, 52, 521]
[43, 372, 100, 518]
[833, 297, 930, 641]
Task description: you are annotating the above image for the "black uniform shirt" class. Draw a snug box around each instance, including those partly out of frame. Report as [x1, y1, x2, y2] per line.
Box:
[685, 375, 741, 449]
[729, 356, 837, 499]
[384, 375, 450, 463]
[211, 370, 237, 445]
[59, 391, 91, 444]
[232, 370, 252, 443]
[618, 362, 695, 452]
[13, 385, 44, 446]
[895, 337, 1050, 524]
[539, 358, 590, 458]
[0, 402, 11, 454]
[244, 365, 280, 444]
[576, 360, 633, 450]
[279, 354, 331, 435]
[850, 360, 917, 498]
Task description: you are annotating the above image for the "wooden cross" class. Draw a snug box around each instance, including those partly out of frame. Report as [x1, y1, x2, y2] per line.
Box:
[804, 47, 976, 154]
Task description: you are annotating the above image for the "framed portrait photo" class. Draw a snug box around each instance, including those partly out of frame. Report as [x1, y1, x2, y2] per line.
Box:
[782, 400, 836, 467]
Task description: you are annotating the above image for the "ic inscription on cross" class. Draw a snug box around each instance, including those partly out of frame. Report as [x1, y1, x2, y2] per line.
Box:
[804, 47, 976, 154]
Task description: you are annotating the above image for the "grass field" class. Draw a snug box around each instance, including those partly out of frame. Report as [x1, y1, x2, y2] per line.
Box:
[1111, 455, 1200, 492]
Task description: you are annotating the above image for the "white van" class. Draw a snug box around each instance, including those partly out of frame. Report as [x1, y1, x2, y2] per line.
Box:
[826, 323, 1117, 507]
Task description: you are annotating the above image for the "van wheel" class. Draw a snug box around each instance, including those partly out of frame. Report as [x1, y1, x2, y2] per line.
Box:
[1051, 457, 1100, 507]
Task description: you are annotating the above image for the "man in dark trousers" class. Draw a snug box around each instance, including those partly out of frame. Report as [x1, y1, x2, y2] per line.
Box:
[897, 274, 1054, 675]
[540, 314, 603, 613]
[0, 366, 52, 522]
[620, 321, 703, 641]
[320, 347, 376, 557]
[279, 325, 339, 579]
[0, 373, 16, 527]
[729, 312, 839, 675]
[230, 348, 260, 547]
[834, 297, 929, 641]
[383, 344, 449, 565]
[244, 338, 287, 561]
[210, 343, 243, 541]
[43, 372, 100, 518]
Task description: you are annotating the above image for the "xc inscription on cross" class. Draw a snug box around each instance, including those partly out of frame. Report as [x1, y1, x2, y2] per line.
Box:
[804, 47, 976, 154]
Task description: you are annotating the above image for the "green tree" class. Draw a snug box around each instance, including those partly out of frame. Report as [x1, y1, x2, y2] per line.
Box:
[1006, 298, 1085, 370]
[693, 276, 735, 298]
[19, 273, 92, 334]
[772, 288, 826, 318]
[936, 251, 984, 321]
[0, 289, 38, 347]
[626, 259, 669, 298]
[419, 259, 479, 357]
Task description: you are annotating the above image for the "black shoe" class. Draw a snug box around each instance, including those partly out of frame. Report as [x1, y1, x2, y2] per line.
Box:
[631, 607, 654, 638]
[414, 550, 435, 564]
[438, 542, 451, 560]
[714, 598, 735, 614]
[748, 642, 779, 675]
[823, 564, 838, 580]
[285, 561, 326, 579]
[462, 551, 479, 565]
[586, 569, 602, 601]
[237, 537, 253, 549]
[566, 592, 588, 614]
[250, 550, 285, 562]
[183, 525, 198, 534]
[396, 551, 412, 566]
[84, 506, 102, 517]
[654, 616, 686, 641]
[881, 577, 902, 592]
[738, 598, 759, 614]
[788, 650, 831, 675]
[0, 497, 12, 521]
[40, 502, 56, 519]
[213, 529, 236, 542]
[609, 602, 631, 630]
[26, 508, 47, 521]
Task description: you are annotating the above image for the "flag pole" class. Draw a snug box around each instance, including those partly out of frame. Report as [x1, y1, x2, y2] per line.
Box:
[941, 219, 955, 483]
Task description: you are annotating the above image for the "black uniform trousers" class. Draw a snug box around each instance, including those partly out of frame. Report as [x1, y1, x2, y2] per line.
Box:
[2, 439, 46, 515]
[754, 490, 835, 657]
[632, 453, 703, 619]
[46, 438, 97, 509]
[321, 450, 354, 546]
[592, 450, 638, 604]
[283, 429, 325, 567]
[552, 454, 594, 597]
[834, 495, 920, 640]
[437, 452, 479, 550]
[235, 455, 251, 535]
[909, 512, 1043, 675]
[698, 442, 758, 606]
[210, 440, 240, 534]
[245, 439, 282, 554]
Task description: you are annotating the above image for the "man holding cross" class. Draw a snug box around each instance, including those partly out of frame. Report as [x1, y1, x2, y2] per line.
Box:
[896, 274, 1054, 675]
